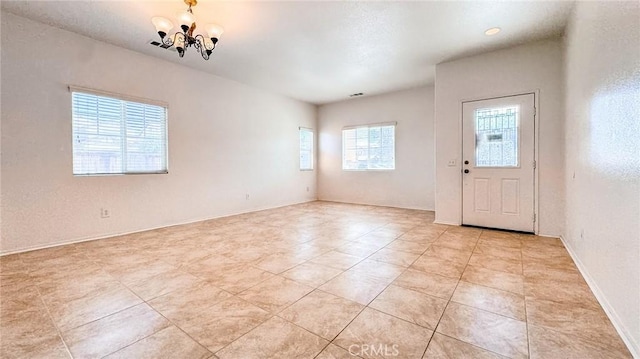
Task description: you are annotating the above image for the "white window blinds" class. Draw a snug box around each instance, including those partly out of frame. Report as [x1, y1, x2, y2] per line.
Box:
[342, 124, 395, 170]
[71, 90, 168, 175]
[299, 127, 314, 170]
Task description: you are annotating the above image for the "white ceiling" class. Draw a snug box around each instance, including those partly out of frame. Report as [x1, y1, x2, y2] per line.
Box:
[1, 1, 574, 104]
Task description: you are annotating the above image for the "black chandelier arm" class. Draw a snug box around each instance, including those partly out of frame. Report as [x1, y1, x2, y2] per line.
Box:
[194, 34, 217, 51]
[193, 34, 215, 60]
[161, 32, 189, 57]
[159, 32, 175, 47]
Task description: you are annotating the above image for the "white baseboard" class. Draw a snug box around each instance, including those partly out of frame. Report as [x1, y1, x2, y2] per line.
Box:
[433, 219, 460, 226]
[317, 198, 434, 212]
[560, 235, 639, 358]
[536, 233, 562, 238]
[0, 199, 318, 256]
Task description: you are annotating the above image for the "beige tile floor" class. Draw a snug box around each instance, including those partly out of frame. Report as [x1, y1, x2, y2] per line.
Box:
[0, 201, 632, 358]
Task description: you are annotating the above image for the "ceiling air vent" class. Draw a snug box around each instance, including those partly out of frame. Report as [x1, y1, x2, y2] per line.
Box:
[349, 93, 364, 98]
[148, 40, 177, 52]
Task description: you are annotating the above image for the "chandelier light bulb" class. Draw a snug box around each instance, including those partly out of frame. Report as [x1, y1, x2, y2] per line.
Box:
[151, 17, 174, 37]
[177, 10, 196, 32]
[205, 24, 224, 40]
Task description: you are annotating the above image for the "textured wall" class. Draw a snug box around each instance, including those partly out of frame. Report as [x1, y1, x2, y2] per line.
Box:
[563, 1, 640, 355]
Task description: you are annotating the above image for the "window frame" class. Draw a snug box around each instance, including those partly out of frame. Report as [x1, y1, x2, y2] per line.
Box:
[341, 122, 397, 171]
[299, 127, 314, 171]
[69, 86, 169, 176]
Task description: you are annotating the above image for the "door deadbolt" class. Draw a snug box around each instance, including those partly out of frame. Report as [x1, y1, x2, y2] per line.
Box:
[464, 169, 470, 174]
[464, 160, 469, 165]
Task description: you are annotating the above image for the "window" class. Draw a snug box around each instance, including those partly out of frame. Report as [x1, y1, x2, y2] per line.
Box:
[71, 89, 168, 175]
[299, 127, 313, 170]
[342, 123, 396, 170]
[475, 106, 519, 167]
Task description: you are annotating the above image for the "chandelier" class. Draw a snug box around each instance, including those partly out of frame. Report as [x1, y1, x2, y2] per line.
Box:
[151, 0, 224, 60]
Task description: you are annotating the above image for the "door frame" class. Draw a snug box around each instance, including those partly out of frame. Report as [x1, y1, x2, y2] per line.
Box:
[459, 90, 540, 234]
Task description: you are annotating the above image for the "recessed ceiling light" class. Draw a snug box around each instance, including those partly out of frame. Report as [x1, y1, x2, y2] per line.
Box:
[485, 27, 501, 36]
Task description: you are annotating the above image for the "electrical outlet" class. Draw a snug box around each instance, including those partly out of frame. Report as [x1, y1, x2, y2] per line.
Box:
[306, 186, 310, 192]
[447, 159, 456, 167]
[100, 208, 110, 218]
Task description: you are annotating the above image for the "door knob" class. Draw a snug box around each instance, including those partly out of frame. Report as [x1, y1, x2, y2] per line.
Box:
[464, 169, 470, 174]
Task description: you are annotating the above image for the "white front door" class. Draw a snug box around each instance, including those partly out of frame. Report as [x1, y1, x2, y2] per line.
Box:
[462, 94, 535, 232]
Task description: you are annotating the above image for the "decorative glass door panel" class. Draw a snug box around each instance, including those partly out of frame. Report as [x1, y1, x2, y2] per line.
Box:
[475, 107, 519, 167]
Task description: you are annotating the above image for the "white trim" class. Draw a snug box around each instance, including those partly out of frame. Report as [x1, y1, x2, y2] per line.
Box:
[317, 199, 434, 212]
[342, 168, 395, 172]
[342, 121, 397, 130]
[536, 232, 562, 238]
[533, 90, 540, 235]
[0, 199, 317, 256]
[560, 235, 639, 358]
[433, 219, 461, 226]
[68, 85, 169, 108]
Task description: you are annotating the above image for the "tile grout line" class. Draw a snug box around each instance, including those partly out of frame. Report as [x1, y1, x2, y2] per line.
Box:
[418, 226, 481, 358]
[522, 235, 532, 359]
[27, 268, 75, 359]
[434, 332, 512, 359]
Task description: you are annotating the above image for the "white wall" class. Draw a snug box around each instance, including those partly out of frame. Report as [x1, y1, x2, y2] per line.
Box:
[0, 8, 3, 247]
[317, 86, 435, 210]
[434, 39, 565, 236]
[563, 2, 640, 355]
[0, 13, 317, 254]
